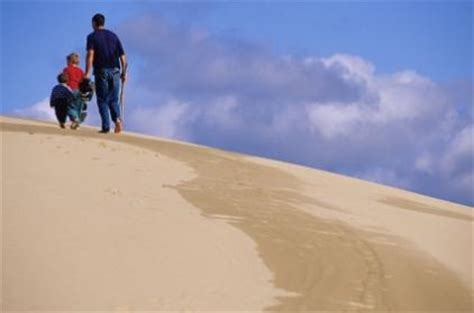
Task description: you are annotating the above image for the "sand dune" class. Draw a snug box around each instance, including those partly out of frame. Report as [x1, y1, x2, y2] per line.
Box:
[1, 116, 472, 312]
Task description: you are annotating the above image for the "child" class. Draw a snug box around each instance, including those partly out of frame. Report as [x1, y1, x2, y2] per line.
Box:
[50, 73, 79, 129]
[63, 52, 84, 91]
[63, 52, 89, 125]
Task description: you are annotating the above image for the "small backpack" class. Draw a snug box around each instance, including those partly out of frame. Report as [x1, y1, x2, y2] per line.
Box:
[79, 78, 94, 102]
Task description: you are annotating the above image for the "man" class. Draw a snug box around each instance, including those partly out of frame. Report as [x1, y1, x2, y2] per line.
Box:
[85, 13, 127, 133]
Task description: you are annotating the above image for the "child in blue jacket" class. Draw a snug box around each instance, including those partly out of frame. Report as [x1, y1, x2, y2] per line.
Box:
[50, 73, 94, 129]
[50, 73, 77, 129]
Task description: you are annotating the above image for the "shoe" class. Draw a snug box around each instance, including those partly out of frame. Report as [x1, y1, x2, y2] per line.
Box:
[59, 123, 66, 129]
[70, 121, 79, 130]
[114, 119, 123, 134]
[98, 129, 110, 134]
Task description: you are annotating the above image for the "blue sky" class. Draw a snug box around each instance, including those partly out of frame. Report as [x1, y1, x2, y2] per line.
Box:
[1, 1, 471, 112]
[1, 0, 473, 205]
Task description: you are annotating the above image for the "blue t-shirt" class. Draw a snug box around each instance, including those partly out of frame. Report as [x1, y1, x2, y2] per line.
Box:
[86, 29, 125, 72]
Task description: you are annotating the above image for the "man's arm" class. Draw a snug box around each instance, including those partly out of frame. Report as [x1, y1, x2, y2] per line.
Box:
[119, 54, 128, 82]
[85, 49, 94, 78]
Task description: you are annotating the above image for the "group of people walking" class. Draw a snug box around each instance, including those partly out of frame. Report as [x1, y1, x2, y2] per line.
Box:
[50, 13, 127, 134]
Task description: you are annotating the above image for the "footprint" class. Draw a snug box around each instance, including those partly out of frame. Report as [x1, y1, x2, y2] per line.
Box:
[106, 188, 122, 196]
[112, 305, 131, 312]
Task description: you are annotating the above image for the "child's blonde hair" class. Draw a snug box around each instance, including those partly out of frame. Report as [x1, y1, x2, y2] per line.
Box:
[67, 52, 80, 65]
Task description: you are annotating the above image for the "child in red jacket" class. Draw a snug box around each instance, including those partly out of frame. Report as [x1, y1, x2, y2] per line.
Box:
[63, 52, 84, 91]
[63, 53, 89, 124]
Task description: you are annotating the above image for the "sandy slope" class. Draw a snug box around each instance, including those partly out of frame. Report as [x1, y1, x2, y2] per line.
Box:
[1, 116, 472, 312]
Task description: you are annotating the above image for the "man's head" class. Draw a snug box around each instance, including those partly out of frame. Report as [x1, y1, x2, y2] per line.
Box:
[57, 73, 68, 84]
[92, 13, 105, 30]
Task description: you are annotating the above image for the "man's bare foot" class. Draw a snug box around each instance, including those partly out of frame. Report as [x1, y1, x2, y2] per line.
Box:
[114, 119, 122, 133]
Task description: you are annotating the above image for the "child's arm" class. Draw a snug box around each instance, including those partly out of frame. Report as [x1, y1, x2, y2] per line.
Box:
[50, 90, 55, 107]
[50, 86, 59, 107]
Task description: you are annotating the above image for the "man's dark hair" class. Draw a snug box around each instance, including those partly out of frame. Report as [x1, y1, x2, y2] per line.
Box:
[92, 13, 105, 27]
[57, 73, 68, 84]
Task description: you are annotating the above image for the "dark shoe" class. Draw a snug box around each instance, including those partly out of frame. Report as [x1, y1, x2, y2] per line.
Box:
[98, 129, 110, 134]
[59, 123, 66, 129]
[114, 119, 122, 134]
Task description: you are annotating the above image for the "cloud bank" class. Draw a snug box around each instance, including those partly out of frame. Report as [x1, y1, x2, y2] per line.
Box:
[18, 14, 473, 205]
[13, 98, 56, 121]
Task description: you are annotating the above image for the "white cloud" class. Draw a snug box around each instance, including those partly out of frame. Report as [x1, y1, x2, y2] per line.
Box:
[376, 71, 449, 123]
[13, 98, 56, 121]
[128, 100, 192, 140]
[440, 124, 473, 176]
[415, 153, 434, 174]
[321, 53, 375, 84]
[203, 96, 240, 129]
[304, 66, 456, 143]
[307, 102, 366, 139]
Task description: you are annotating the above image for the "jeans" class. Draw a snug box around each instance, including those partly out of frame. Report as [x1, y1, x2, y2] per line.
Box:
[67, 91, 84, 123]
[95, 68, 121, 131]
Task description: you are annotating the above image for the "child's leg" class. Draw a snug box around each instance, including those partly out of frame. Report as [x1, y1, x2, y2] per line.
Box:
[67, 92, 81, 123]
[55, 105, 67, 127]
[79, 101, 88, 123]
[75, 97, 87, 123]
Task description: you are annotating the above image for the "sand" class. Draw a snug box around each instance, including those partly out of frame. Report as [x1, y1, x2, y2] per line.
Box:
[1, 116, 472, 312]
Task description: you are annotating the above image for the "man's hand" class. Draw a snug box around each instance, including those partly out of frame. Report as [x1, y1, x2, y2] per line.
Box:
[119, 54, 128, 83]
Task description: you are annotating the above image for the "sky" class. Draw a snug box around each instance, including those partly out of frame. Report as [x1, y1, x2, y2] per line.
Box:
[1, 0, 473, 206]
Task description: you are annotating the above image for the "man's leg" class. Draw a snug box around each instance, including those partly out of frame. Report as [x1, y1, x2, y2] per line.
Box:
[95, 72, 111, 132]
[107, 68, 122, 133]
